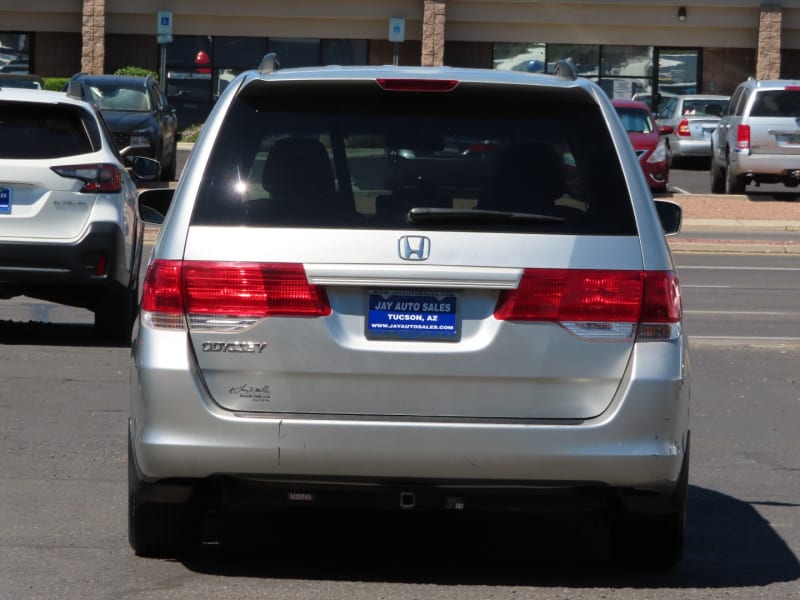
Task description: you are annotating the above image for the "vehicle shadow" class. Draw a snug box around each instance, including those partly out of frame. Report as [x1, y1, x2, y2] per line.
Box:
[180, 485, 800, 588]
[0, 319, 129, 348]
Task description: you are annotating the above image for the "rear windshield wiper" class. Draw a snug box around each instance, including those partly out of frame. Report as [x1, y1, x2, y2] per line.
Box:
[407, 207, 565, 225]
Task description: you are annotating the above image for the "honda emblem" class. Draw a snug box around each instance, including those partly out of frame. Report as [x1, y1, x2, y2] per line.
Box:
[398, 235, 431, 261]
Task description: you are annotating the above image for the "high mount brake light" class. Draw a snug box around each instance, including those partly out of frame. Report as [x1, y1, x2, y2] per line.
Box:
[493, 269, 681, 341]
[376, 78, 459, 92]
[51, 163, 121, 193]
[140, 260, 331, 331]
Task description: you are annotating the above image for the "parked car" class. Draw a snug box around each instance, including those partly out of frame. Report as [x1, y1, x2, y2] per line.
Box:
[65, 74, 179, 181]
[0, 59, 31, 74]
[0, 73, 44, 90]
[132, 58, 690, 567]
[0, 87, 159, 340]
[711, 78, 800, 194]
[612, 98, 670, 192]
[654, 94, 730, 167]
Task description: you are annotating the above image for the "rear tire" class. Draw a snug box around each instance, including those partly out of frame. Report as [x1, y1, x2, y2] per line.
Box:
[612, 436, 690, 570]
[724, 156, 746, 194]
[162, 141, 178, 182]
[128, 437, 188, 558]
[710, 156, 725, 194]
[94, 283, 136, 342]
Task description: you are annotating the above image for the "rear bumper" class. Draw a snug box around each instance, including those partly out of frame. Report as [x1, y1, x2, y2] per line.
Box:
[131, 327, 690, 499]
[0, 221, 133, 303]
[732, 150, 800, 177]
[672, 138, 712, 158]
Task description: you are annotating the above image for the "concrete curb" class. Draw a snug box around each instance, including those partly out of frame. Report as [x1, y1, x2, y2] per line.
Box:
[682, 218, 800, 232]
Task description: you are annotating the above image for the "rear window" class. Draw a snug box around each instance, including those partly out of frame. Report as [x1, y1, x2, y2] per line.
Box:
[191, 81, 636, 235]
[680, 99, 727, 117]
[0, 102, 97, 158]
[750, 89, 800, 117]
[615, 107, 654, 133]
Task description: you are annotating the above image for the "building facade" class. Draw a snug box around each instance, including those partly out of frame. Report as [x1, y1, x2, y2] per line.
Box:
[2, 1, 800, 127]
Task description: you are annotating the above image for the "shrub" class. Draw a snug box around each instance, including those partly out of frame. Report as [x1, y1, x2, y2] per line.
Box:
[43, 77, 70, 91]
[113, 66, 159, 81]
[180, 123, 204, 143]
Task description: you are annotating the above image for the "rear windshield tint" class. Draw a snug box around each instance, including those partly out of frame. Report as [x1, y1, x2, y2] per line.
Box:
[0, 102, 96, 158]
[191, 81, 636, 235]
[615, 107, 654, 133]
[750, 89, 800, 117]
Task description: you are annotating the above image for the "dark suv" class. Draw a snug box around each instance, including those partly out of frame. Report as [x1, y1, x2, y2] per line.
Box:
[66, 74, 179, 181]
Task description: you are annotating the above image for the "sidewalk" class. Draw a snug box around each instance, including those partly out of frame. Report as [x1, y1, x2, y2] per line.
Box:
[666, 193, 800, 253]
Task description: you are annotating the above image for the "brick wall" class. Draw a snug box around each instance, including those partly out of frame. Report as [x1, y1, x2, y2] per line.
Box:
[756, 5, 782, 80]
[81, 0, 105, 74]
[421, 0, 446, 67]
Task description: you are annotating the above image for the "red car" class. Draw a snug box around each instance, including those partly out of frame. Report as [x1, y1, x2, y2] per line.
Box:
[612, 99, 670, 193]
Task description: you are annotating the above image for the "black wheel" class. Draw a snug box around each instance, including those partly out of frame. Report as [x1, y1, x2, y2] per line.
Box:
[710, 156, 725, 194]
[667, 144, 679, 169]
[725, 156, 746, 194]
[612, 436, 690, 569]
[128, 437, 188, 557]
[94, 282, 136, 342]
[162, 141, 178, 182]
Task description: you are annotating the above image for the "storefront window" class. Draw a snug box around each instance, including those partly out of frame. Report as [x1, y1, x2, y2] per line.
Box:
[602, 45, 652, 77]
[267, 38, 320, 68]
[0, 32, 31, 74]
[321, 40, 368, 65]
[163, 36, 214, 128]
[492, 43, 545, 72]
[215, 37, 267, 70]
[657, 49, 698, 95]
[546, 44, 599, 78]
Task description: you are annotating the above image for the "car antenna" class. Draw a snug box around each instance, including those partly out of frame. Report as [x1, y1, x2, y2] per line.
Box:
[258, 53, 280, 74]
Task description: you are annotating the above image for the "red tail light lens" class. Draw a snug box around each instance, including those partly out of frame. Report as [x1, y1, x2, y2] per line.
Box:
[376, 78, 459, 92]
[51, 163, 121, 193]
[494, 269, 681, 341]
[677, 118, 691, 136]
[141, 260, 331, 330]
[736, 124, 751, 151]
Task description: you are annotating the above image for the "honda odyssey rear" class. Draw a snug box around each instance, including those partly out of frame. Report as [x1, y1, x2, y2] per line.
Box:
[131, 60, 690, 567]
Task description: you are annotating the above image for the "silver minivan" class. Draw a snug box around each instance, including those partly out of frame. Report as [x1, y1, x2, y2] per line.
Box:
[131, 60, 690, 567]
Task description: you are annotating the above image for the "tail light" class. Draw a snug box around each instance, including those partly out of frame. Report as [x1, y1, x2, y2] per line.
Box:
[736, 125, 751, 151]
[494, 269, 681, 341]
[677, 118, 691, 136]
[51, 163, 121, 193]
[141, 260, 331, 331]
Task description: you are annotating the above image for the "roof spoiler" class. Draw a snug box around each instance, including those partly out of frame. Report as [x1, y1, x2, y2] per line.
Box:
[65, 80, 83, 100]
[553, 60, 577, 81]
[258, 53, 280, 74]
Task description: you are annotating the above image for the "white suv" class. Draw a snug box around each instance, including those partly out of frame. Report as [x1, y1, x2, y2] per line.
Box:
[711, 78, 800, 194]
[133, 58, 689, 567]
[0, 87, 158, 340]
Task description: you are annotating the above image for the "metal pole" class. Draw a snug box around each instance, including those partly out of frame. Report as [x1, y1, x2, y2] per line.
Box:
[159, 45, 167, 86]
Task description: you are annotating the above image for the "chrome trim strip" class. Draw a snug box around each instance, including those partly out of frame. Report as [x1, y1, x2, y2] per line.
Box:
[304, 264, 522, 289]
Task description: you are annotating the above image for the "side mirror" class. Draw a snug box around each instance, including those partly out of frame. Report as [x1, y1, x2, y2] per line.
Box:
[654, 199, 682, 236]
[128, 155, 161, 181]
[659, 125, 674, 135]
[137, 188, 175, 225]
